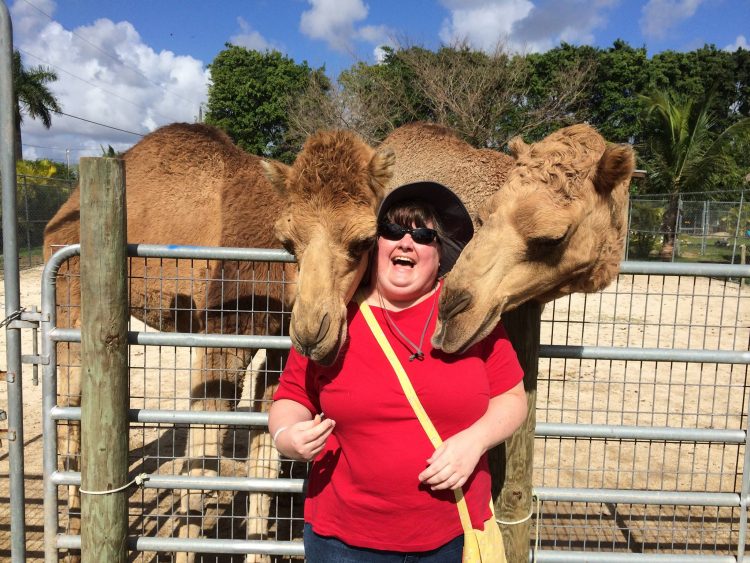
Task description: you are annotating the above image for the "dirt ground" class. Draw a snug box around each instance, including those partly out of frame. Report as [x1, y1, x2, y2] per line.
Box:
[1, 264, 749, 560]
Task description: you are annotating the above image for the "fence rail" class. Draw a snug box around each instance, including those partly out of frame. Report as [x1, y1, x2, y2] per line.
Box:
[31, 243, 750, 561]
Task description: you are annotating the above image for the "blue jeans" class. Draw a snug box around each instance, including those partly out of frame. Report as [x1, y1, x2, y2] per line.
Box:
[303, 523, 464, 562]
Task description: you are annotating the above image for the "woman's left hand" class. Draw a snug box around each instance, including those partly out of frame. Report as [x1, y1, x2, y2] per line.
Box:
[418, 429, 485, 491]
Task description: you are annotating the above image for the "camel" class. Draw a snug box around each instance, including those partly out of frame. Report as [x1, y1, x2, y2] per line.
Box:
[43, 122, 394, 561]
[381, 122, 515, 226]
[432, 123, 635, 353]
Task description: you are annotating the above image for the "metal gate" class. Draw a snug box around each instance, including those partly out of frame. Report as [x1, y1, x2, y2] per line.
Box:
[33, 245, 750, 561]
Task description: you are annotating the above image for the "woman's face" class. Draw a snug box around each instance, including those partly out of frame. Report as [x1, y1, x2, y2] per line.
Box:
[371, 220, 441, 305]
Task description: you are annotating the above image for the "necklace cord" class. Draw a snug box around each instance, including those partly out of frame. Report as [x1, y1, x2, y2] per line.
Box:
[376, 282, 437, 362]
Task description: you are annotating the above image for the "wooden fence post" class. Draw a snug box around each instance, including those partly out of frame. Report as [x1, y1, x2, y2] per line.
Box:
[79, 157, 128, 562]
[491, 300, 542, 563]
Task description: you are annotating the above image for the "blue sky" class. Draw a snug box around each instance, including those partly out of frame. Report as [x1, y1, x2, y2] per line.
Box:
[8, 0, 750, 163]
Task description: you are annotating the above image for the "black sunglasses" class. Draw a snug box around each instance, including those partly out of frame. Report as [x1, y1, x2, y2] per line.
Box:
[378, 222, 438, 245]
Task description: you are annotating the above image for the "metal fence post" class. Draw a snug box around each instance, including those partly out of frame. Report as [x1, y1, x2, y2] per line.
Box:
[0, 2, 27, 561]
[730, 190, 745, 265]
[23, 175, 32, 268]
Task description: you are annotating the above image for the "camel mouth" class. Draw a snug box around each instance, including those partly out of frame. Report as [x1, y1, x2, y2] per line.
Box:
[434, 301, 504, 355]
[310, 317, 346, 366]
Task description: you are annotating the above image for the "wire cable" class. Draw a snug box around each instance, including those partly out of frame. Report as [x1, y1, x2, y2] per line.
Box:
[18, 47, 181, 125]
[19, 0, 204, 107]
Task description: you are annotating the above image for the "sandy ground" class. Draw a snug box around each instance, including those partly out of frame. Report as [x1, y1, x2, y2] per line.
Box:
[1, 264, 749, 560]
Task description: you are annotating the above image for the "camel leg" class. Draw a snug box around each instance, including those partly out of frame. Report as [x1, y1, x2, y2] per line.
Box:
[245, 347, 285, 563]
[176, 345, 253, 563]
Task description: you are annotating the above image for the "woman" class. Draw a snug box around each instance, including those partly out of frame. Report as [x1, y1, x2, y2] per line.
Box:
[269, 181, 527, 562]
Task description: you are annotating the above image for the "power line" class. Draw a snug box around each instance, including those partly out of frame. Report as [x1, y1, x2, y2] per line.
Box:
[22, 143, 93, 151]
[19, 47, 183, 125]
[20, 0, 205, 108]
[56, 111, 144, 136]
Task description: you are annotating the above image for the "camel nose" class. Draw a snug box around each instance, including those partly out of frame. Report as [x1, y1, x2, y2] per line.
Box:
[291, 312, 332, 357]
[439, 290, 472, 321]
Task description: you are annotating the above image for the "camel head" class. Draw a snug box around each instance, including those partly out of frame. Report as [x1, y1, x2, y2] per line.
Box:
[263, 130, 394, 365]
[433, 123, 635, 354]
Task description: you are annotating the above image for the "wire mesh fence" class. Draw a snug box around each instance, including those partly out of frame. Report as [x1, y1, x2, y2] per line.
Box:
[0, 175, 76, 270]
[536, 268, 749, 557]
[626, 190, 750, 264]
[39, 246, 749, 561]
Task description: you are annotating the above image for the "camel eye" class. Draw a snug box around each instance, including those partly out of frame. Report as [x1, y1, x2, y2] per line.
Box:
[530, 233, 566, 248]
[347, 236, 376, 260]
[526, 227, 570, 260]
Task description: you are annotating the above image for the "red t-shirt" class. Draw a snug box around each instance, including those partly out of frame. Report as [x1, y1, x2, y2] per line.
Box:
[273, 285, 524, 551]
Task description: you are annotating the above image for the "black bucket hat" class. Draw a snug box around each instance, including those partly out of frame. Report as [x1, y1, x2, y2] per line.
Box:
[376, 181, 474, 277]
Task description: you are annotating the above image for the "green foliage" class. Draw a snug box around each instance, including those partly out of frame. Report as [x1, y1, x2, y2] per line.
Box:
[1, 160, 75, 256]
[205, 45, 328, 163]
[639, 89, 750, 196]
[627, 200, 663, 259]
[13, 50, 62, 160]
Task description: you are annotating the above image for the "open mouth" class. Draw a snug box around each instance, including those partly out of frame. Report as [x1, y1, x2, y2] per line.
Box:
[392, 256, 415, 267]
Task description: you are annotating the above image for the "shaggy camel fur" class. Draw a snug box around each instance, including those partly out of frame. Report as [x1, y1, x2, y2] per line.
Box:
[434, 123, 635, 353]
[43, 122, 394, 562]
[381, 122, 515, 225]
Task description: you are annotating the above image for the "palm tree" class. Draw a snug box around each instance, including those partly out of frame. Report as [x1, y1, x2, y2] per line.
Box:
[12, 50, 62, 160]
[639, 89, 750, 260]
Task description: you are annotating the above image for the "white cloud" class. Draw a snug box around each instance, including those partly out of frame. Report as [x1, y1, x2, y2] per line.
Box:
[10, 0, 209, 162]
[640, 0, 703, 40]
[230, 17, 280, 52]
[724, 35, 749, 52]
[300, 0, 369, 52]
[438, 0, 618, 54]
[439, 0, 533, 51]
[299, 0, 394, 59]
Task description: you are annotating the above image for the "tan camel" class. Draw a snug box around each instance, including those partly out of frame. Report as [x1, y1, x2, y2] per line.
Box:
[432, 123, 635, 353]
[43, 122, 394, 561]
[381, 122, 515, 225]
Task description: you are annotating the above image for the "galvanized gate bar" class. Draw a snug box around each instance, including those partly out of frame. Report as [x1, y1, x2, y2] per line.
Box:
[56, 535, 306, 556]
[0, 2, 26, 561]
[49, 325, 750, 364]
[127, 242, 296, 261]
[40, 244, 750, 560]
[41, 245, 79, 563]
[537, 423, 746, 443]
[50, 407, 750, 444]
[49, 327, 292, 349]
[535, 553, 736, 563]
[534, 487, 740, 507]
[51, 471, 306, 493]
[50, 406, 270, 425]
[621, 260, 750, 277]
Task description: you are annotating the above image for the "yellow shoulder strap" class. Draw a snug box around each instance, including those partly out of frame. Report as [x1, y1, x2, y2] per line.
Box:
[355, 290, 475, 533]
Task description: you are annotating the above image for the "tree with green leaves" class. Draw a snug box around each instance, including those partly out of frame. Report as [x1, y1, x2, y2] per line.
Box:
[205, 45, 328, 163]
[289, 42, 594, 150]
[639, 89, 750, 259]
[13, 50, 62, 160]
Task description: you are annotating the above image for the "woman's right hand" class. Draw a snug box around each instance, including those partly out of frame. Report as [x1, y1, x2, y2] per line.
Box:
[274, 414, 336, 461]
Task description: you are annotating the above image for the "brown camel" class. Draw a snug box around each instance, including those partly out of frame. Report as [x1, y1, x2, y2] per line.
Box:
[43, 122, 394, 561]
[381, 122, 515, 226]
[433, 123, 635, 353]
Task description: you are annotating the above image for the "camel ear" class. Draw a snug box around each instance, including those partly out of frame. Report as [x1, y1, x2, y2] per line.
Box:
[508, 136, 529, 159]
[368, 147, 395, 198]
[261, 159, 292, 198]
[594, 144, 635, 195]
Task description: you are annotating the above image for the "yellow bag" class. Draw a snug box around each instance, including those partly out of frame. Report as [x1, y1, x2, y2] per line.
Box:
[458, 494, 506, 563]
[357, 293, 507, 563]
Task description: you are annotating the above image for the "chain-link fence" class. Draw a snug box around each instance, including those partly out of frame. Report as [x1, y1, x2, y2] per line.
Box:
[626, 190, 749, 264]
[0, 174, 75, 271]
